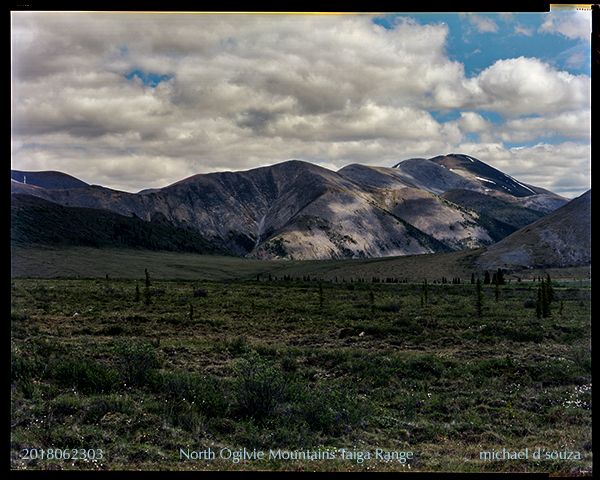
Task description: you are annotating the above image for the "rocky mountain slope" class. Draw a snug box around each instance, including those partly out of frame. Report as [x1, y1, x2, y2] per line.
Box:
[11, 154, 575, 262]
[476, 189, 591, 270]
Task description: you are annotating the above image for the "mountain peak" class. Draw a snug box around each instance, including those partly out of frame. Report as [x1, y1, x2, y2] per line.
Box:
[387, 156, 482, 195]
[428, 154, 545, 198]
[11, 156, 580, 265]
[11, 170, 89, 190]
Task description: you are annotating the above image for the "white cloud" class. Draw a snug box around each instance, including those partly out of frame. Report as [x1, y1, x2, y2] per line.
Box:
[539, 10, 592, 43]
[11, 12, 591, 196]
[500, 110, 591, 143]
[453, 140, 590, 198]
[464, 14, 499, 34]
[467, 56, 590, 116]
[512, 23, 534, 36]
[457, 111, 491, 132]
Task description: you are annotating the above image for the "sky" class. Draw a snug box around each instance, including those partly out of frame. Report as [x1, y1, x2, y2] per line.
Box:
[11, 9, 592, 198]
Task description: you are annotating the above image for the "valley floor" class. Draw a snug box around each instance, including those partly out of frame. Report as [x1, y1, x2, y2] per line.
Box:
[10, 245, 591, 285]
[10, 276, 592, 473]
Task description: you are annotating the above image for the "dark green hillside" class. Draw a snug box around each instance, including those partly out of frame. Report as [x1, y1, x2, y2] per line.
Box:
[11, 170, 89, 189]
[11, 194, 237, 256]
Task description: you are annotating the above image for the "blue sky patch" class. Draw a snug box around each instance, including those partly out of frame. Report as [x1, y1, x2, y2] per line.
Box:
[372, 12, 590, 77]
[125, 70, 172, 87]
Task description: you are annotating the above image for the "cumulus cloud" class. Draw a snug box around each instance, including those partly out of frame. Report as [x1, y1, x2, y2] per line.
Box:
[464, 56, 590, 116]
[452, 141, 590, 198]
[11, 12, 590, 196]
[463, 13, 499, 34]
[539, 10, 592, 43]
[500, 110, 591, 143]
[457, 111, 491, 132]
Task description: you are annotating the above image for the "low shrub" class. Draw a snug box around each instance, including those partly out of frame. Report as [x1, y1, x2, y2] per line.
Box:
[160, 371, 230, 418]
[225, 336, 249, 355]
[233, 351, 287, 422]
[378, 301, 403, 313]
[193, 288, 208, 298]
[523, 299, 536, 308]
[300, 385, 370, 435]
[11, 351, 38, 384]
[162, 398, 204, 433]
[112, 339, 160, 387]
[52, 358, 120, 393]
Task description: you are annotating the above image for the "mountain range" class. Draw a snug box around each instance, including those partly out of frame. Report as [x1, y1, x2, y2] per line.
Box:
[11, 154, 589, 270]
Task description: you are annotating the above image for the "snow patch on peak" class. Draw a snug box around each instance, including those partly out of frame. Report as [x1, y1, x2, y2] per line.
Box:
[476, 177, 496, 185]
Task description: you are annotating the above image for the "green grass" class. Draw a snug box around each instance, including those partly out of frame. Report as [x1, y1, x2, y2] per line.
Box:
[10, 273, 591, 472]
[10, 245, 591, 285]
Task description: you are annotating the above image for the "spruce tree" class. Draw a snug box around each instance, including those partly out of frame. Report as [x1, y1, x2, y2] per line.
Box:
[476, 278, 483, 317]
[144, 268, 151, 307]
[541, 280, 551, 318]
[318, 280, 325, 309]
[422, 278, 429, 305]
[496, 268, 505, 286]
[536, 279, 551, 318]
[546, 273, 556, 303]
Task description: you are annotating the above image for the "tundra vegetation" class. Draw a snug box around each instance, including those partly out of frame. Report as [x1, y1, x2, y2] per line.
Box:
[10, 272, 591, 473]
